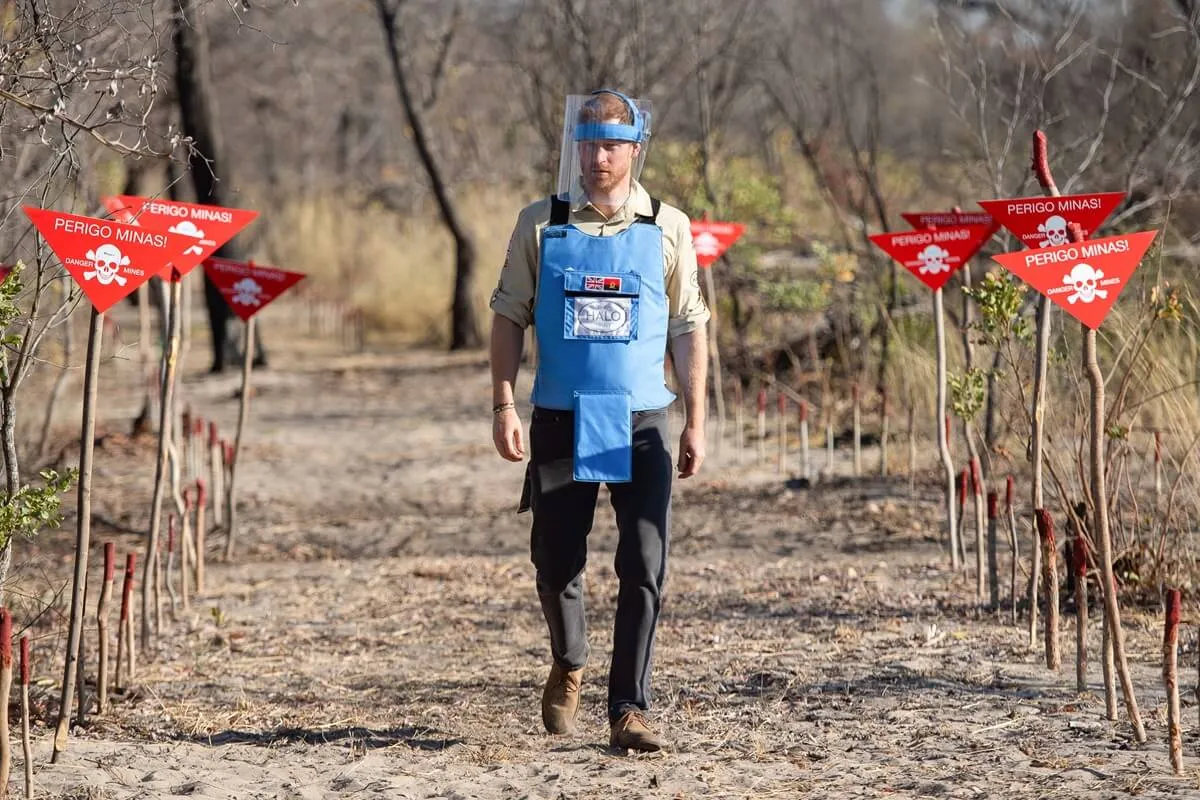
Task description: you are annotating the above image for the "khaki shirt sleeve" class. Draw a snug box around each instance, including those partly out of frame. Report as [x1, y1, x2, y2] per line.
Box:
[660, 205, 711, 339]
[488, 202, 543, 329]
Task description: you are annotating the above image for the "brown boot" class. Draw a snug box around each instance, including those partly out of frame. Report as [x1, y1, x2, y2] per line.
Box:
[609, 710, 667, 752]
[541, 663, 583, 734]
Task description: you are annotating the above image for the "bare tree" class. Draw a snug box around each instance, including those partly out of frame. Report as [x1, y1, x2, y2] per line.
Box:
[375, 0, 480, 350]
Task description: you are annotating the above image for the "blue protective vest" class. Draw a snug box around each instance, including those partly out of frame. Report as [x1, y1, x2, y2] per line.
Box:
[530, 195, 676, 481]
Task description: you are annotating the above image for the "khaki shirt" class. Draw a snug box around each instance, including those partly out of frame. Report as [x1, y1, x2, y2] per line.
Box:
[489, 180, 710, 339]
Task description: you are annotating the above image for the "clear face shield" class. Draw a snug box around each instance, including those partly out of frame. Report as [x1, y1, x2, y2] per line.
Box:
[555, 90, 653, 202]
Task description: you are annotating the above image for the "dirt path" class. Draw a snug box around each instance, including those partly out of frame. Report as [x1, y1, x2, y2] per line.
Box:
[21, 307, 1200, 799]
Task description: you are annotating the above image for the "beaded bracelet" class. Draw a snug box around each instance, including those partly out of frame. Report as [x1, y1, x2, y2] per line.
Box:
[492, 402, 516, 415]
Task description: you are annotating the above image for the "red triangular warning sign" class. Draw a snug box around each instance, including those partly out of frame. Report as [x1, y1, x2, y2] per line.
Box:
[977, 192, 1124, 249]
[202, 257, 305, 321]
[24, 207, 196, 314]
[113, 195, 259, 280]
[690, 221, 746, 268]
[991, 230, 1158, 330]
[869, 225, 996, 291]
[901, 211, 1000, 239]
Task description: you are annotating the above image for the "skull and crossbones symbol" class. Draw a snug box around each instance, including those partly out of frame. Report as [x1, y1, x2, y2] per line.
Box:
[84, 243, 129, 286]
[231, 277, 263, 306]
[1063, 263, 1107, 304]
[1038, 215, 1070, 247]
[916, 244, 952, 275]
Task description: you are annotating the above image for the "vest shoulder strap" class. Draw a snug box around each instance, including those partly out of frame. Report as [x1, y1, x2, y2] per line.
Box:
[548, 195, 570, 226]
[634, 197, 661, 225]
[549, 194, 661, 226]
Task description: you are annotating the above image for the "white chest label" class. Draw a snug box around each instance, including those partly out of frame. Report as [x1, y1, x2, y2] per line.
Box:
[573, 296, 632, 337]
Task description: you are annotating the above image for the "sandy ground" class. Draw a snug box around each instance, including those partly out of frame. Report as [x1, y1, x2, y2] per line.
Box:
[11, 301, 1200, 799]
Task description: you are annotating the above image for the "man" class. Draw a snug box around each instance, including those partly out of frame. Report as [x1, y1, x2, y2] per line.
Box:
[488, 89, 709, 753]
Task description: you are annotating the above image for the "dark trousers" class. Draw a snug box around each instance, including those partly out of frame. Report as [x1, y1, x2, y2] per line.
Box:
[525, 406, 672, 723]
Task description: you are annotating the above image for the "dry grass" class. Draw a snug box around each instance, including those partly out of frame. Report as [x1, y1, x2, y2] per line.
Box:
[255, 187, 528, 346]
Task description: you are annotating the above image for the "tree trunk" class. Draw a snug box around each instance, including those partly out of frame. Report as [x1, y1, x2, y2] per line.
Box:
[934, 289, 959, 569]
[959, 265, 988, 603]
[172, 0, 266, 372]
[376, 0, 480, 350]
[0, 388, 21, 604]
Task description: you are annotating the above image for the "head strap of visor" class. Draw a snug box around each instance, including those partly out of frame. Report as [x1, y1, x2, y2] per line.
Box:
[573, 89, 646, 143]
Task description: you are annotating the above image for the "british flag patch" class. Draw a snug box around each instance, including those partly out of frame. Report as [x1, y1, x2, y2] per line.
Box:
[583, 275, 622, 293]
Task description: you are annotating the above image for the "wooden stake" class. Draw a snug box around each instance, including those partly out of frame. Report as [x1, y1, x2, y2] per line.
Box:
[1103, 591, 1116, 720]
[195, 479, 207, 594]
[52, 307, 104, 763]
[19, 636, 31, 799]
[1, 608, 12, 794]
[97, 542, 114, 714]
[142, 274, 183, 650]
[1164, 587, 1182, 775]
[825, 415, 834, 474]
[756, 387, 767, 466]
[225, 315, 256, 561]
[972, 458, 986, 601]
[1035, 509, 1061, 671]
[934, 289, 959, 569]
[733, 382, 744, 465]
[181, 492, 193, 611]
[116, 553, 136, 691]
[851, 382, 862, 477]
[986, 491, 999, 612]
[1026, 138, 1067, 654]
[74, 576, 88, 728]
[1073, 530, 1088, 694]
[1086, 323, 1146, 741]
[1006, 476, 1019, 625]
[879, 388, 889, 477]
[1154, 430, 1163, 507]
[799, 400, 810, 480]
[165, 515, 178, 614]
[210, 422, 224, 528]
[776, 391, 786, 475]
[956, 469, 969, 571]
[907, 402, 916, 497]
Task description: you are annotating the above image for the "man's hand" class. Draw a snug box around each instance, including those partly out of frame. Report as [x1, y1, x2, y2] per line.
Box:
[677, 425, 705, 479]
[493, 408, 526, 462]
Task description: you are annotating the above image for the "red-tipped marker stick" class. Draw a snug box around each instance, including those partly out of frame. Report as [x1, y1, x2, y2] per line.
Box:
[0, 608, 12, 792]
[117, 553, 136, 690]
[986, 491, 1000, 611]
[20, 635, 31, 798]
[1165, 587, 1182, 774]
[195, 478, 208, 594]
[971, 457, 986, 603]
[181, 491, 192, 611]
[1035, 509, 1061, 671]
